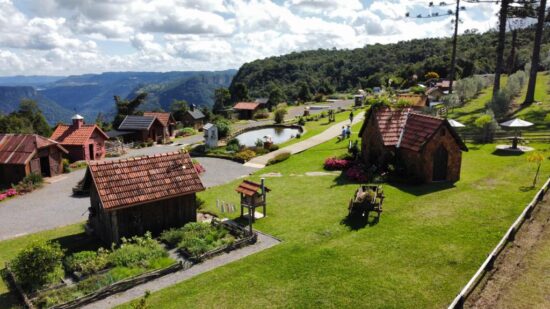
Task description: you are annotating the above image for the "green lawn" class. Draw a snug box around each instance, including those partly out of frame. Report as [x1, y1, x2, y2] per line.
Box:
[449, 72, 550, 131]
[109, 136, 548, 308]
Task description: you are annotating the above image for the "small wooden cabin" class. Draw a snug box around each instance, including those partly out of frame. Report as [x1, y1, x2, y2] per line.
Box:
[233, 102, 261, 119]
[143, 112, 177, 138]
[118, 115, 166, 144]
[0, 134, 67, 187]
[359, 107, 468, 183]
[50, 114, 108, 162]
[181, 105, 206, 130]
[83, 151, 205, 245]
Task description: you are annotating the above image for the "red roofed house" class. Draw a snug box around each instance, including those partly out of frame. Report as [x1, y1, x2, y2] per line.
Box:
[83, 151, 205, 244]
[359, 107, 468, 183]
[233, 102, 261, 119]
[0, 134, 68, 187]
[143, 112, 177, 138]
[51, 114, 109, 162]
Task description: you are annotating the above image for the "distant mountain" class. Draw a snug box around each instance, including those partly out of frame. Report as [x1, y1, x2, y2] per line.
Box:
[0, 70, 236, 125]
[0, 75, 66, 87]
[0, 86, 73, 124]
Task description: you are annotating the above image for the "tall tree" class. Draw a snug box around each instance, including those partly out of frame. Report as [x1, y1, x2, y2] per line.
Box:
[523, 0, 548, 105]
[230, 83, 249, 103]
[113, 92, 148, 129]
[170, 99, 189, 122]
[267, 85, 286, 110]
[493, 0, 510, 96]
[213, 87, 231, 114]
[448, 0, 461, 94]
[17, 99, 51, 136]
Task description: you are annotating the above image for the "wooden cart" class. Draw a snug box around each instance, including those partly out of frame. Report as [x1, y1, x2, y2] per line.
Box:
[348, 185, 384, 219]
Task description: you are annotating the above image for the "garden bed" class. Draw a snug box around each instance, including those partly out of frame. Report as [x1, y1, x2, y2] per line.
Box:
[161, 220, 257, 263]
[6, 233, 180, 309]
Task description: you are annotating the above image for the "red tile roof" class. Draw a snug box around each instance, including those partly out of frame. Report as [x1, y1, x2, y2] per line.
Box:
[88, 151, 205, 211]
[374, 108, 413, 147]
[359, 107, 467, 152]
[0, 134, 67, 165]
[233, 102, 260, 111]
[398, 113, 445, 152]
[143, 112, 175, 127]
[51, 124, 108, 146]
[236, 180, 270, 197]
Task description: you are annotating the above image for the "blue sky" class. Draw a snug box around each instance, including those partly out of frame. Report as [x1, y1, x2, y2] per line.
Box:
[0, 0, 502, 76]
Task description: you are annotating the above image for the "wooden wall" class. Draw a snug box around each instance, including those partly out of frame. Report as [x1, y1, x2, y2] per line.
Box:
[89, 188, 197, 245]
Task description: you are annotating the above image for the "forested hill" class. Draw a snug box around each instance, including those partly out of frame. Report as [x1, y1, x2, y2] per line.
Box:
[230, 26, 550, 99]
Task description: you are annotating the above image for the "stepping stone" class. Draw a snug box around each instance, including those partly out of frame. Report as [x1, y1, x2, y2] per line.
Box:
[261, 172, 282, 177]
[305, 171, 340, 177]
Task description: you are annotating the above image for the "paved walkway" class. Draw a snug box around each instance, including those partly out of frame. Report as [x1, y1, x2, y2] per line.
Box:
[0, 145, 258, 241]
[83, 231, 280, 309]
[244, 111, 365, 168]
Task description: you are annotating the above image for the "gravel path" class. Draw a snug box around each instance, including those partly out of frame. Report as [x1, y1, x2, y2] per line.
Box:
[244, 111, 364, 168]
[83, 231, 280, 309]
[0, 145, 258, 241]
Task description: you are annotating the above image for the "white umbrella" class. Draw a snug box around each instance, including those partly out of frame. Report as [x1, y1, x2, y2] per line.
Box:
[499, 118, 533, 128]
[448, 119, 465, 128]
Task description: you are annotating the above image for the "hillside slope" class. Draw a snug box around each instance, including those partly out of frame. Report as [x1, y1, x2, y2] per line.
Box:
[231, 26, 550, 99]
[0, 86, 73, 124]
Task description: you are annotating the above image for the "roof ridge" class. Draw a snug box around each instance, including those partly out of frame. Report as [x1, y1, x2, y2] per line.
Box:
[89, 150, 183, 165]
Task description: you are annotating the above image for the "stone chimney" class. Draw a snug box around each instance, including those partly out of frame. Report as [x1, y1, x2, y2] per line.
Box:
[72, 114, 84, 129]
[190, 104, 196, 112]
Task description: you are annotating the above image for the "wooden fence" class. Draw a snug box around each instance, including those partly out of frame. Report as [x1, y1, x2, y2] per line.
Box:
[448, 176, 550, 309]
[461, 130, 550, 143]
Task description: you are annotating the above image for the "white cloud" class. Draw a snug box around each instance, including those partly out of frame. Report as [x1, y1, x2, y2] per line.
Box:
[0, 0, 503, 75]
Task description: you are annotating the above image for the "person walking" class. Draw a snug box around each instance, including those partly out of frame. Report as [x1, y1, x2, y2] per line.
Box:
[345, 125, 351, 139]
[349, 111, 354, 124]
[341, 126, 346, 140]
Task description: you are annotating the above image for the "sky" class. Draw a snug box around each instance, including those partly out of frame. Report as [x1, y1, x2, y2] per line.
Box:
[0, 0, 502, 76]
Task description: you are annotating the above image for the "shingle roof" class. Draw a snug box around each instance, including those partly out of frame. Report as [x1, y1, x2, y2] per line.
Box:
[186, 109, 205, 120]
[0, 134, 67, 165]
[118, 115, 159, 131]
[88, 151, 205, 211]
[396, 94, 428, 107]
[51, 124, 108, 146]
[359, 108, 467, 152]
[234, 102, 260, 111]
[235, 180, 270, 197]
[143, 112, 175, 127]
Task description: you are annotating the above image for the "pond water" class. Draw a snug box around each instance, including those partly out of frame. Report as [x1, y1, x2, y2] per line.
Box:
[235, 127, 301, 147]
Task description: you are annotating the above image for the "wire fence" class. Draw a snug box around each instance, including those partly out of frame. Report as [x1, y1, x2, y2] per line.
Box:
[448, 176, 550, 309]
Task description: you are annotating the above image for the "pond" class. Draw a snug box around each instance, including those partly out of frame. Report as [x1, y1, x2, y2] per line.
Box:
[235, 127, 302, 147]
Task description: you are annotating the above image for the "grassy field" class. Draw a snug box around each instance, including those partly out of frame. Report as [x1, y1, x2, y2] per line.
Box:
[108, 136, 548, 308]
[449, 72, 550, 130]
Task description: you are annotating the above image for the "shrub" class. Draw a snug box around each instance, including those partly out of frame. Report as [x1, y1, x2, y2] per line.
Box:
[65, 249, 109, 276]
[23, 172, 43, 185]
[213, 118, 231, 138]
[192, 160, 206, 174]
[226, 138, 241, 152]
[254, 108, 270, 119]
[254, 138, 264, 148]
[410, 86, 425, 94]
[235, 149, 256, 162]
[174, 223, 235, 256]
[345, 163, 369, 182]
[192, 144, 206, 154]
[274, 107, 288, 123]
[268, 152, 291, 165]
[268, 144, 279, 151]
[6, 188, 17, 197]
[11, 241, 65, 290]
[297, 117, 306, 126]
[62, 159, 71, 173]
[254, 147, 269, 155]
[108, 233, 167, 268]
[487, 90, 511, 119]
[324, 157, 352, 170]
[180, 127, 196, 136]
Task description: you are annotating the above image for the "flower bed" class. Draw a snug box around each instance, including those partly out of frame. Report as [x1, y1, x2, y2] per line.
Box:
[192, 160, 206, 174]
[160, 220, 256, 263]
[0, 188, 18, 201]
[7, 233, 177, 309]
[323, 157, 352, 171]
